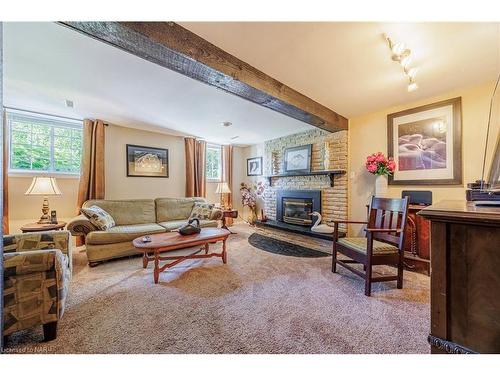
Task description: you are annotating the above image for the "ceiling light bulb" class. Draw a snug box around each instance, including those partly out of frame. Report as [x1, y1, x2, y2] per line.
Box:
[400, 55, 412, 69]
[406, 67, 418, 79]
[391, 42, 406, 56]
[408, 82, 418, 92]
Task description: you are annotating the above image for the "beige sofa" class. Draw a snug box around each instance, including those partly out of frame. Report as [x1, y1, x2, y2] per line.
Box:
[67, 197, 222, 266]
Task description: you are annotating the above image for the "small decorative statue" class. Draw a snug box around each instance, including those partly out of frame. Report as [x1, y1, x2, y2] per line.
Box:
[178, 218, 201, 235]
[310, 211, 334, 234]
[260, 208, 268, 222]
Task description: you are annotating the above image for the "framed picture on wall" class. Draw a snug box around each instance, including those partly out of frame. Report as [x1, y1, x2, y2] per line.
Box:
[284, 144, 312, 174]
[387, 97, 462, 185]
[247, 157, 263, 176]
[126, 144, 169, 178]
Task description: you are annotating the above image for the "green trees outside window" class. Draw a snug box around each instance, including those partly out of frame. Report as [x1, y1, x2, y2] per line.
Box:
[206, 144, 222, 181]
[8, 111, 82, 174]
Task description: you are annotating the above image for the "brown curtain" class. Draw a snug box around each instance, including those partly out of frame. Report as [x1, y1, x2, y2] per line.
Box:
[185, 138, 206, 197]
[2, 111, 8, 235]
[222, 145, 233, 224]
[76, 119, 105, 245]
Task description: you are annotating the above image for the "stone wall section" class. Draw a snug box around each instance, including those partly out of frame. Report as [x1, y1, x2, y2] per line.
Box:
[263, 129, 348, 231]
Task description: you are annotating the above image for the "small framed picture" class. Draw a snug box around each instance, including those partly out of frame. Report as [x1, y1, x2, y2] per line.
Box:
[284, 144, 312, 174]
[126, 144, 169, 178]
[50, 210, 58, 224]
[247, 157, 263, 176]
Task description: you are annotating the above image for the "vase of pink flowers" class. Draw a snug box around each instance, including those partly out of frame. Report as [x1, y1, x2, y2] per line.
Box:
[365, 152, 396, 198]
[240, 181, 265, 224]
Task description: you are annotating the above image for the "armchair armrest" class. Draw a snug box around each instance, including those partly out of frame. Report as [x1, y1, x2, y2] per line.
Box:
[3, 249, 65, 277]
[3, 230, 71, 256]
[364, 228, 403, 233]
[67, 214, 98, 236]
[3, 231, 73, 275]
[327, 220, 368, 227]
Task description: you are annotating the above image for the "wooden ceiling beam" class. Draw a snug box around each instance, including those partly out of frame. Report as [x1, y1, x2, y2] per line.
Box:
[60, 22, 348, 132]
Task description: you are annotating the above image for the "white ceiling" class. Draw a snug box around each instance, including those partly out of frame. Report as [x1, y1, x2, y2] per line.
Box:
[3, 22, 313, 145]
[4, 22, 499, 146]
[181, 22, 500, 117]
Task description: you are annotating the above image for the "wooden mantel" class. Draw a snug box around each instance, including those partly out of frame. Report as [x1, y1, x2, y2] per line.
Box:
[266, 169, 346, 187]
[59, 22, 348, 133]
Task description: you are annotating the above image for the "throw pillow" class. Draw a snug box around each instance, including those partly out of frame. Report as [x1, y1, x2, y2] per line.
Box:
[188, 202, 215, 221]
[81, 205, 116, 230]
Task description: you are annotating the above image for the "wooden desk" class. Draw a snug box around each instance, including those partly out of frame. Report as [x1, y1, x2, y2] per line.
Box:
[419, 200, 500, 354]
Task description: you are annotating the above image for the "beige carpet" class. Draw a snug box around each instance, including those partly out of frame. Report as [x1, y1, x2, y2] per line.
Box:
[6, 223, 430, 354]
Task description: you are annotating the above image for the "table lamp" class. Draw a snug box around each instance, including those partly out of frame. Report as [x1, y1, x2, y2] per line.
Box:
[215, 182, 231, 209]
[25, 177, 62, 224]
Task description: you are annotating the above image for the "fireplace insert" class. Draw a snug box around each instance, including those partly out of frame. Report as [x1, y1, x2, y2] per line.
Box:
[283, 198, 313, 225]
[276, 190, 321, 227]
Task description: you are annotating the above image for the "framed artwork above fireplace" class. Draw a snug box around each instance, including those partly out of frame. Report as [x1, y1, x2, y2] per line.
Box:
[283, 144, 312, 174]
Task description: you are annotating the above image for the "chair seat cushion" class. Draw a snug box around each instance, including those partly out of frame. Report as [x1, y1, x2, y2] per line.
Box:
[337, 237, 398, 255]
[158, 219, 218, 231]
[86, 223, 166, 245]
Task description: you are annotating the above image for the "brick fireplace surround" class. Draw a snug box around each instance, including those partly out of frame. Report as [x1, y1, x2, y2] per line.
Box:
[256, 128, 348, 253]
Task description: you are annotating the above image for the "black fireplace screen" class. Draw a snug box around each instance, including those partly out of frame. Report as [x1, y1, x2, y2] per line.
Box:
[283, 198, 313, 226]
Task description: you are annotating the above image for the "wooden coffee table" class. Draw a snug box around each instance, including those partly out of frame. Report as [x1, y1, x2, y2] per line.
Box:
[132, 228, 231, 284]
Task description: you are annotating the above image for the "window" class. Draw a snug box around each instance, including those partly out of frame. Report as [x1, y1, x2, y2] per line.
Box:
[206, 143, 222, 181]
[7, 110, 83, 175]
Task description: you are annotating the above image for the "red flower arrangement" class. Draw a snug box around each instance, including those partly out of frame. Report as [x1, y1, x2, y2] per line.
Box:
[365, 152, 396, 176]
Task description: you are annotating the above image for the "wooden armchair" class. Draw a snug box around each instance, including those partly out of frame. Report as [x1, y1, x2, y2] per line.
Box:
[329, 196, 409, 296]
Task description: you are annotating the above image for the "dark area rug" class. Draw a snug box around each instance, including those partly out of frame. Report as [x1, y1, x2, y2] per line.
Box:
[248, 233, 329, 258]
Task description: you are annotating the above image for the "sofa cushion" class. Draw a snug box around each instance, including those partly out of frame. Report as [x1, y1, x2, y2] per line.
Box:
[86, 223, 166, 245]
[81, 205, 116, 230]
[83, 199, 156, 225]
[188, 202, 215, 221]
[155, 197, 207, 222]
[158, 219, 218, 231]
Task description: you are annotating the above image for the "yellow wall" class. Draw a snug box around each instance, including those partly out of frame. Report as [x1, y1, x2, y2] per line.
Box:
[105, 124, 186, 200]
[348, 80, 496, 235]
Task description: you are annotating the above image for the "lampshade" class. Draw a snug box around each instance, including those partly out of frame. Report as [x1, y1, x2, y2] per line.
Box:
[25, 177, 62, 196]
[215, 182, 231, 194]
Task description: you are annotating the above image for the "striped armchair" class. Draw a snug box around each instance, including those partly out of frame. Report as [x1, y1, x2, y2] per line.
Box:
[3, 231, 72, 341]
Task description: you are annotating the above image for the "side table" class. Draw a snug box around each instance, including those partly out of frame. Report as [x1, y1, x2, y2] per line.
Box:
[221, 209, 238, 234]
[20, 222, 67, 233]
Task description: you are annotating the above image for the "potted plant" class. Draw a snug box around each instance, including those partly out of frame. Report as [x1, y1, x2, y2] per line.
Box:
[240, 181, 265, 224]
[365, 152, 396, 197]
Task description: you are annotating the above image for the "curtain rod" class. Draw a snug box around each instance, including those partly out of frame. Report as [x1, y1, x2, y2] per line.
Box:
[3, 106, 109, 126]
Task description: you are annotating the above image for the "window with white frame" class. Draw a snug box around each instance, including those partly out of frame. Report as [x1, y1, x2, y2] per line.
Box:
[7, 110, 83, 175]
[206, 143, 222, 181]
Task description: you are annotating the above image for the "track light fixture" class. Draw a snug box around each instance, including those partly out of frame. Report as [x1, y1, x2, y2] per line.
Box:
[384, 34, 419, 92]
